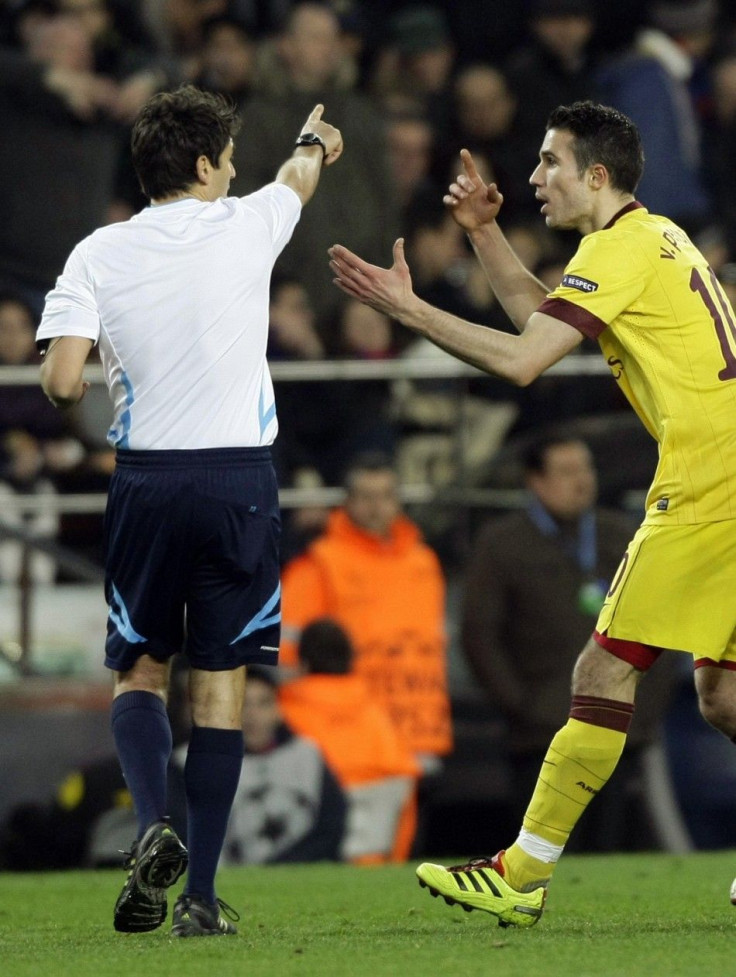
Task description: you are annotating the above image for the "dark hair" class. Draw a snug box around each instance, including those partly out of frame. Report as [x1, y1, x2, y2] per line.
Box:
[522, 434, 589, 474]
[342, 450, 396, 491]
[546, 101, 644, 194]
[298, 618, 354, 674]
[131, 85, 241, 200]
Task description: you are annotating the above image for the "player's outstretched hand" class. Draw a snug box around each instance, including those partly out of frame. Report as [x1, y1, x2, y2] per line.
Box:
[444, 148, 504, 231]
[329, 239, 415, 319]
[300, 103, 343, 166]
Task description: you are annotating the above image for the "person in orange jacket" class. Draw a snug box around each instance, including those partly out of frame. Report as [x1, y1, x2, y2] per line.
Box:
[278, 618, 421, 862]
[279, 451, 453, 773]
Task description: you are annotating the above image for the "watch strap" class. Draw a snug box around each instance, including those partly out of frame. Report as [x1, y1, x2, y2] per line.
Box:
[295, 132, 327, 157]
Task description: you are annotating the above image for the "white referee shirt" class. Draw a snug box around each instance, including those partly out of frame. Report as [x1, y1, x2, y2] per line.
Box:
[37, 182, 302, 450]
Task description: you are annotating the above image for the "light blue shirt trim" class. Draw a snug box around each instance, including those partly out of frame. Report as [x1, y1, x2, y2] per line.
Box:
[108, 370, 135, 448]
[259, 387, 276, 438]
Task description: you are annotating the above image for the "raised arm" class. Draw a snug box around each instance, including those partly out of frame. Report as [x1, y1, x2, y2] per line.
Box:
[275, 103, 343, 207]
[328, 238, 582, 387]
[444, 149, 549, 331]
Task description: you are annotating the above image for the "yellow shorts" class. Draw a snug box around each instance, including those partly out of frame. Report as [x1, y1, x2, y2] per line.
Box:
[595, 519, 736, 662]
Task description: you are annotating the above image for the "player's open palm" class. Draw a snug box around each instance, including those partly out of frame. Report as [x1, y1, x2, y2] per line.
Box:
[444, 148, 504, 232]
[329, 239, 415, 320]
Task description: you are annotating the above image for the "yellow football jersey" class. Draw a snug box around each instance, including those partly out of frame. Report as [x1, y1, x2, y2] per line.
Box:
[539, 203, 736, 525]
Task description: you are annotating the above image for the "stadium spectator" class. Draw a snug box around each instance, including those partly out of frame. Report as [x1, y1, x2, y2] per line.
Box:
[392, 187, 518, 494]
[462, 434, 676, 851]
[279, 618, 421, 863]
[329, 98, 736, 926]
[336, 297, 396, 361]
[56, 0, 171, 123]
[36, 85, 343, 937]
[0, 292, 85, 583]
[219, 665, 347, 865]
[595, 0, 717, 236]
[267, 278, 394, 489]
[223, 1, 292, 39]
[279, 451, 452, 780]
[0, 3, 175, 309]
[369, 5, 454, 140]
[266, 272, 329, 486]
[403, 185, 502, 325]
[434, 0, 530, 68]
[233, 1, 397, 319]
[139, 0, 228, 58]
[446, 64, 540, 226]
[195, 14, 256, 105]
[278, 465, 330, 567]
[109, 13, 254, 219]
[506, 0, 599, 143]
[330, 298, 397, 440]
[706, 49, 736, 260]
[384, 111, 438, 215]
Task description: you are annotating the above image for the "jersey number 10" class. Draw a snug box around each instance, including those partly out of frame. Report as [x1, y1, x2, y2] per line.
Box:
[690, 266, 736, 381]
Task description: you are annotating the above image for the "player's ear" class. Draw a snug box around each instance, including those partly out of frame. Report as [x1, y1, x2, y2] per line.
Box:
[195, 154, 211, 184]
[588, 164, 606, 190]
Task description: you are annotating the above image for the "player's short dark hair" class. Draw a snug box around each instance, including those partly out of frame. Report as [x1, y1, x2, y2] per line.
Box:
[546, 101, 644, 195]
[298, 618, 354, 675]
[131, 85, 241, 200]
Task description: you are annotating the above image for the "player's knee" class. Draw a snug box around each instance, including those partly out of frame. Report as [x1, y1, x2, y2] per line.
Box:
[114, 654, 170, 701]
[571, 638, 638, 698]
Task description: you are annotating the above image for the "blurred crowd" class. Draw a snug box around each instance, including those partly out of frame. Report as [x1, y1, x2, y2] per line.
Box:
[6, 0, 736, 575]
[4, 0, 736, 861]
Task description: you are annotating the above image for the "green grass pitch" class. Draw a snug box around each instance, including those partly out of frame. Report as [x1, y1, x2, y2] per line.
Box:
[1, 852, 735, 977]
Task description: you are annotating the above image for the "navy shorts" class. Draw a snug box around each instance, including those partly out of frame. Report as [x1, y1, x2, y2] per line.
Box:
[104, 447, 281, 673]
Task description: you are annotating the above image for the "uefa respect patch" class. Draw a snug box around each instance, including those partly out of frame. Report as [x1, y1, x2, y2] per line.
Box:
[562, 274, 599, 293]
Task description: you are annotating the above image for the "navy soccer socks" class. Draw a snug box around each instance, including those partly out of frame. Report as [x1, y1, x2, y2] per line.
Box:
[183, 725, 244, 904]
[111, 690, 173, 837]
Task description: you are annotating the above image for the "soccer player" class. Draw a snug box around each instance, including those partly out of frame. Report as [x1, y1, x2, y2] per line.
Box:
[37, 85, 342, 936]
[329, 100, 736, 926]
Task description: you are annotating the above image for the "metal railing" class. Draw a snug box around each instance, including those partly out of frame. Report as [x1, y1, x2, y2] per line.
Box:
[0, 354, 616, 667]
[0, 354, 611, 386]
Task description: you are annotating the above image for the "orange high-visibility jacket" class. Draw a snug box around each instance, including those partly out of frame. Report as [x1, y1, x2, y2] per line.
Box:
[280, 509, 452, 757]
[278, 674, 421, 786]
[278, 673, 421, 863]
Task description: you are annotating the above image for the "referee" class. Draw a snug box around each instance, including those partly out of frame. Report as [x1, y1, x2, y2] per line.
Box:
[37, 85, 342, 937]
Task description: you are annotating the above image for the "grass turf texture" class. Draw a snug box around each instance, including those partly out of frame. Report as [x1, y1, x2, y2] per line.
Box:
[1, 853, 735, 977]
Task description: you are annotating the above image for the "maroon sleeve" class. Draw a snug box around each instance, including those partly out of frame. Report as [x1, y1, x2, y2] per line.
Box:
[537, 296, 607, 340]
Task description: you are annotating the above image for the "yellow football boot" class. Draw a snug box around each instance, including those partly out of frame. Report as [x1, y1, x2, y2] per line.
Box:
[416, 853, 546, 928]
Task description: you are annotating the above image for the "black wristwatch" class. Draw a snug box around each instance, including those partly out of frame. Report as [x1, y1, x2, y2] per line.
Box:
[295, 132, 327, 157]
